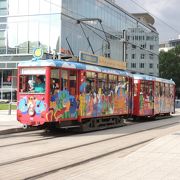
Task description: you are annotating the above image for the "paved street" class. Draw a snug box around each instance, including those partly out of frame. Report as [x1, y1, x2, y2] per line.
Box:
[0, 111, 180, 179]
[43, 131, 180, 180]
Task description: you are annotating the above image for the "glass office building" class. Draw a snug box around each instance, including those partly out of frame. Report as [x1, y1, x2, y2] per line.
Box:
[0, 0, 159, 99]
[61, 1, 159, 75]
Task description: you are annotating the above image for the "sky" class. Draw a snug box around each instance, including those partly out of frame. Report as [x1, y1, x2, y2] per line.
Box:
[116, 0, 180, 43]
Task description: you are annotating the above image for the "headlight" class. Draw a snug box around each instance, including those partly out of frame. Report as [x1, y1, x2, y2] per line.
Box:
[28, 108, 35, 116]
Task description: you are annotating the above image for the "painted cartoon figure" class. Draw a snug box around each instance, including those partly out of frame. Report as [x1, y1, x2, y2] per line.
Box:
[18, 96, 46, 116]
[50, 90, 78, 120]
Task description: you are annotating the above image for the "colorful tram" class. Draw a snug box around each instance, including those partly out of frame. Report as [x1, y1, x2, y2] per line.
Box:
[17, 59, 175, 131]
[133, 74, 175, 119]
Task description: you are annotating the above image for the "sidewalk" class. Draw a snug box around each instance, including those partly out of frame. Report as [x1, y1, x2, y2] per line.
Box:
[0, 110, 24, 134]
[57, 131, 180, 180]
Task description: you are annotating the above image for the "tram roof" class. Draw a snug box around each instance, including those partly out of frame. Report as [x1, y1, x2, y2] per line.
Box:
[133, 74, 175, 85]
[18, 59, 131, 77]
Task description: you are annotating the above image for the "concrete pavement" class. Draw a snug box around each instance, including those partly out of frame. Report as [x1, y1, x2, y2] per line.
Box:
[48, 131, 180, 180]
[0, 110, 180, 179]
[0, 110, 25, 134]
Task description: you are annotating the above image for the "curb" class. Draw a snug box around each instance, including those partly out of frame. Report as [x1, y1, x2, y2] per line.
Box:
[0, 127, 38, 135]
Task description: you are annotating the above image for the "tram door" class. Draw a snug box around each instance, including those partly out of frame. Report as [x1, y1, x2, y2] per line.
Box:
[60, 69, 78, 119]
[49, 68, 78, 121]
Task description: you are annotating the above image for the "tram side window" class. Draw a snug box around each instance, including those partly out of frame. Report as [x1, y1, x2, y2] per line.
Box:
[109, 75, 117, 94]
[86, 72, 97, 94]
[134, 83, 138, 96]
[165, 84, 170, 98]
[19, 75, 45, 93]
[19, 75, 28, 92]
[160, 83, 165, 97]
[155, 82, 160, 97]
[118, 76, 128, 95]
[168, 84, 170, 97]
[145, 81, 149, 95]
[51, 69, 60, 94]
[69, 70, 77, 95]
[140, 81, 145, 95]
[61, 70, 68, 91]
[142, 81, 151, 98]
[140, 81, 149, 99]
[170, 85, 174, 98]
[148, 81, 153, 100]
[97, 73, 108, 95]
[125, 77, 129, 93]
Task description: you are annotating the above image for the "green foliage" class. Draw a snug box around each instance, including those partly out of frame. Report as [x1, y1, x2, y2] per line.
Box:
[159, 45, 180, 87]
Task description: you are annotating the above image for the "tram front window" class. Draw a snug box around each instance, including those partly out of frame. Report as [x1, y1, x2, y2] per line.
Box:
[19, 75, 45, 93]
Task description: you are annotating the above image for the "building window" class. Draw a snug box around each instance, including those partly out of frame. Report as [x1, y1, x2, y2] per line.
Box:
[0, 1, 8, 9]
[132, 45, 136, 49]
[105, 53, 110, 58]
[139, 63, 145, 68]
[131, 63, 136, 68]
[0, 31, 5, 38]
[140, 54, 145, 59]
[149, 63, 153, 68]
[126, 54, 128, 59]
[132, 54, 136, 59]
[150, 45, 154, 50]
[0, 39, 5, 47]
[140, 44, 146, 49]
[149, 54, 153, 60]
[147, 36, 154, 41]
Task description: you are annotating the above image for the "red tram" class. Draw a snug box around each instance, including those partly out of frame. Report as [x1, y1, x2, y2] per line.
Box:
[17, 59, 175, 131]
[133, 74, 175, 119]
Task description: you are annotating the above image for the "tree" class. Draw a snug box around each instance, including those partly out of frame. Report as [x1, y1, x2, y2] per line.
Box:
[159, 45, 180, 88]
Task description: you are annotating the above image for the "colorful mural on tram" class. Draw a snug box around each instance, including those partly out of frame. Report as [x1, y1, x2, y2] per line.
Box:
[17, 58, 175, 131]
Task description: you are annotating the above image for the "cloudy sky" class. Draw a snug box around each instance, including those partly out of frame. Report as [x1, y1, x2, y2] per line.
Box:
[116, 0, 180, 43]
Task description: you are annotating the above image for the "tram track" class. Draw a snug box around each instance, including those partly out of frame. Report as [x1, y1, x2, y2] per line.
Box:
[0, 115, 173, 148]
[25, 138, 154, 180]
[0, 130, 44, 139]
[0, 137, 56, 148]
[0, 131, 77, 148]
[0, 121, 179, 167]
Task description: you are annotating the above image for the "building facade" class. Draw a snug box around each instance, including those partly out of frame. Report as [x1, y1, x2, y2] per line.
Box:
[0, 0, 159, 99]
[159, 36, 180, 52]
[0, 0, 8, 51]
